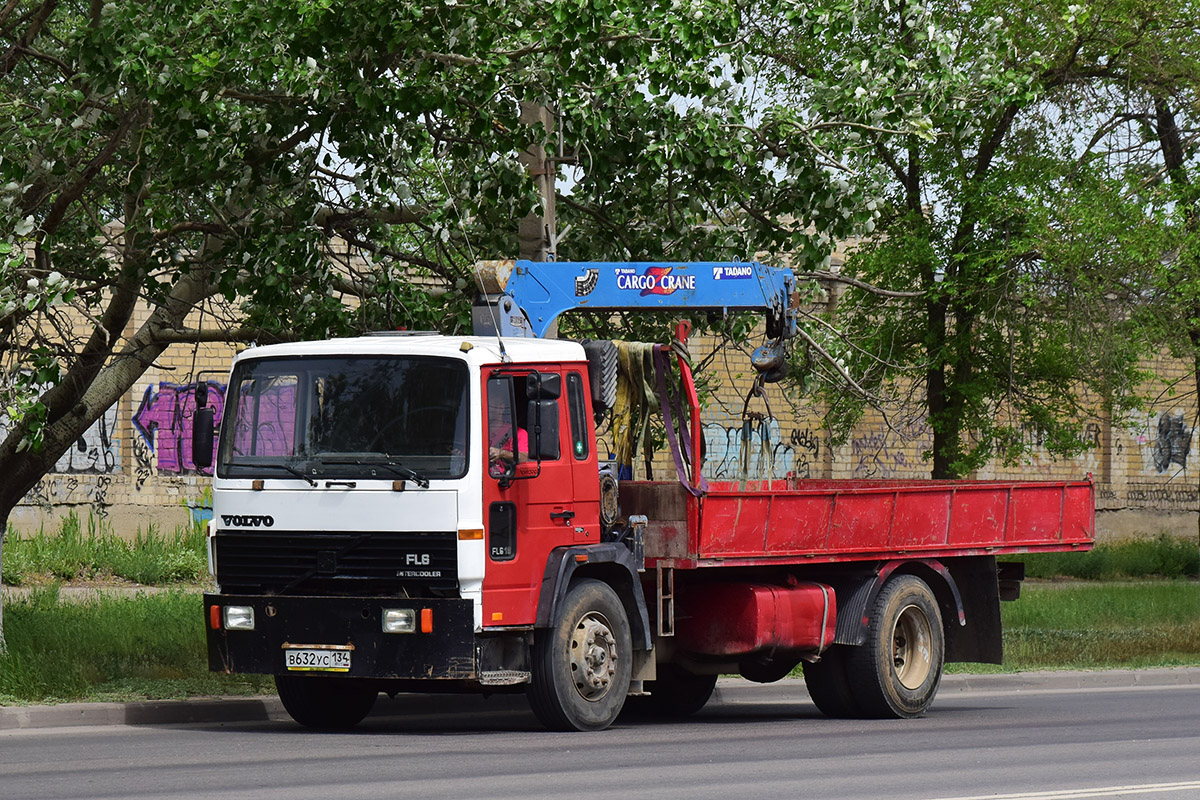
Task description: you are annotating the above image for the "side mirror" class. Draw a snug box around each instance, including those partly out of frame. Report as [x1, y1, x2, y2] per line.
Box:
[193, 407, 215, 470]
[527, 399, 560, 460]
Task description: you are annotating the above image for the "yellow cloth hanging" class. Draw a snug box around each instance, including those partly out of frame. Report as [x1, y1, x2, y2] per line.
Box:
[612, 342, 658, 476]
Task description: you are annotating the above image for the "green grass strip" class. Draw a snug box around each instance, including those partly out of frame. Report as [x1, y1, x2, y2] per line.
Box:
[4, 512, 208, 587]
[0, 587, 270, 704]
[946, 581, 1200, 674]
[1007, 534, 1199, 580]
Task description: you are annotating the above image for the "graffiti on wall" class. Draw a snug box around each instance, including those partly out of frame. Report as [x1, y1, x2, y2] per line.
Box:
[1152, 412, 1192, 473]
[1, 404, 121, 474]
[789, 428, 821, 479]
[700, 412, 825, 481]
[1125, 483, 1199, 511]
[56, 404, 120, 473]
[703, 417, 793, 480]
[25, 475, 114, 515]
[850, 419, 932, 479]
[131, 381, 226, 477]
[1131, 409, 1195, 476]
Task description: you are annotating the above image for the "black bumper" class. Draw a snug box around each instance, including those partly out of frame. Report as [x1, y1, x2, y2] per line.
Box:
[204, 594, 476, 679]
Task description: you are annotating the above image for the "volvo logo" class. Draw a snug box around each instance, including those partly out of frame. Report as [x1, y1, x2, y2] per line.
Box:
[222, 514, 275, 527]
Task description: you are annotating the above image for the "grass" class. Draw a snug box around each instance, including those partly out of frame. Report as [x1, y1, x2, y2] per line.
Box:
[3, 512, 208, 587]
[945, 580, 1200, 674]
[0, 586, 271, 704]
[1006, 533, 1199, 581]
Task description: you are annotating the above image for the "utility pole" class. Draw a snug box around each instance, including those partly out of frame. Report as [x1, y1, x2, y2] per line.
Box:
[518, 102, 557, 263]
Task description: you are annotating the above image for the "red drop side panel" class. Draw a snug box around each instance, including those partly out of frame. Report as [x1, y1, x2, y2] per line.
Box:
[634, 478, 1095, 566]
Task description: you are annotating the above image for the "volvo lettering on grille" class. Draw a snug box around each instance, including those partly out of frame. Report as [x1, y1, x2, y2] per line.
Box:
[221, 515, 275, 527]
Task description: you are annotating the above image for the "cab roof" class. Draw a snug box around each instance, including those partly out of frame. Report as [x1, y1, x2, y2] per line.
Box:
[232, 334, 587, 369]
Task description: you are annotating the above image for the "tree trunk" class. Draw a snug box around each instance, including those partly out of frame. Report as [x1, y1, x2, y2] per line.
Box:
[1192, 333, 1200, 619]
[0, 271, 214, 651]
[1, 509, 7, 653]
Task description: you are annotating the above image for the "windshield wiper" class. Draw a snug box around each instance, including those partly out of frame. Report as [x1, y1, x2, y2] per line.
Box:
[314, 454, 431, 488]
[250, 463, 317, 486]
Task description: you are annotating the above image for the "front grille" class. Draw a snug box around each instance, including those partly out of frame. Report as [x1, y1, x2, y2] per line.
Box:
[213, 530, 458, 596]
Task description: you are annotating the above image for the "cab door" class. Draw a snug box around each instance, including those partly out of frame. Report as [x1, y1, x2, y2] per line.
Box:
[480, 367, 577, 627]
[564, 369, 601, 542]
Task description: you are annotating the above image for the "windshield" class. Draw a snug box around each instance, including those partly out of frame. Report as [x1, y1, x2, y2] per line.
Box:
[217, 355, 469, 480]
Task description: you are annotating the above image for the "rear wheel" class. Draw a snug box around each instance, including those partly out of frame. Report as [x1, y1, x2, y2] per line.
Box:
[275, 675, 378, 730]
[801, 645, 860, 718]
[847, 575, 944, 718]
[528, 579, 632, 731]
[643, 663, 717, 717]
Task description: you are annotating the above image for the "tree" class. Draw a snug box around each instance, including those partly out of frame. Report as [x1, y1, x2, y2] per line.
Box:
[741, 0, 1191, 477]
[0, 1, 874, 645]
[1094, 4, 1200, 570]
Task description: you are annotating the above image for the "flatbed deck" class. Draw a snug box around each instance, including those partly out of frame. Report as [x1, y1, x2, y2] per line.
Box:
[624, 478, 1095, 567]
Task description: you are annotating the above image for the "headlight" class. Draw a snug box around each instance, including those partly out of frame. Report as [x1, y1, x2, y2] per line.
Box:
[223, 605, 255, 630]
[382, 608, 416, 634]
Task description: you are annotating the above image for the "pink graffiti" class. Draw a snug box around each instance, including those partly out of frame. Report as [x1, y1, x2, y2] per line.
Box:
[132, 382, 226, 474]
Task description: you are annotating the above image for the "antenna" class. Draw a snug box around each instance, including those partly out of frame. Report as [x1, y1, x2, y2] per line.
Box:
[431, 148, 509, 362]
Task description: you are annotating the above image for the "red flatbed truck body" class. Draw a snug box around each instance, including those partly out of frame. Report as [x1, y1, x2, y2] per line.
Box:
[629, 478, 1095, 567]
[624, 477, 1094, 673]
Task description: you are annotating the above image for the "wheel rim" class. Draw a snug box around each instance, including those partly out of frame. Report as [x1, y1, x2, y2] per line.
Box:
[569, 611, 619, 702]
[891, 602, 934, 690]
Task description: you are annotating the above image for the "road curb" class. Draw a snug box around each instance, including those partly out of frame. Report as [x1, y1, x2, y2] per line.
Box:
[0, 697, 285, 731]
[3, 667, 1199, 731]
[939, 666, 1200, 693]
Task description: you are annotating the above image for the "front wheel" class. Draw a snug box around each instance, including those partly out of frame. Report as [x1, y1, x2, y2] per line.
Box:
[275, 675, 378, 730]
[528, 579, 633, 731]
[847, 574, 944, 718]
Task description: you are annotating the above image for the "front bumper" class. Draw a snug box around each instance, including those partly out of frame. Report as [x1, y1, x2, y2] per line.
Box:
[204, 594, 476, 679]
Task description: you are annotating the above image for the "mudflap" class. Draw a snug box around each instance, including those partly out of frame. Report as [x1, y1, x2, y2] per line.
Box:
[204, 594, 476, 679]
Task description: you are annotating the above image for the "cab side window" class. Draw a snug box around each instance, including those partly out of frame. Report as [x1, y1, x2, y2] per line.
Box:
[486, 377, 523, 477]
[567, 372, 589, 461]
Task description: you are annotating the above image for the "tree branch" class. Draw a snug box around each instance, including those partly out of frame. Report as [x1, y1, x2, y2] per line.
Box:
[0, 0, 57, 76]
[314, 204, 430, 229]
[147, 325, 290, 344]
[799, 270, 925, 298]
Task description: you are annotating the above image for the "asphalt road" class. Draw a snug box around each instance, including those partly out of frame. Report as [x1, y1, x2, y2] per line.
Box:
[2, 675, 1199, 800]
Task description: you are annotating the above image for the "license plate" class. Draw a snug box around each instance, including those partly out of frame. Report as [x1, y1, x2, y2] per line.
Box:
[283, 646, 352, 672]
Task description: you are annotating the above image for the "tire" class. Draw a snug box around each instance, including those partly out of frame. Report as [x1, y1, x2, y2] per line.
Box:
[642, 663, 718, 717]
[801, 645, 861, 718]
[275, 675, 378, 730]
[528, 579, 633, 731]
[847, 575, 944, 719]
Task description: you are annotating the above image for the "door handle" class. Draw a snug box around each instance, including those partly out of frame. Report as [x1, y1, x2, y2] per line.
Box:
[550, 509, 576, 521]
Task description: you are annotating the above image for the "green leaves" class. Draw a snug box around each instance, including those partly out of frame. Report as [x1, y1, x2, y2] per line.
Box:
[756, 0, 1200, 475]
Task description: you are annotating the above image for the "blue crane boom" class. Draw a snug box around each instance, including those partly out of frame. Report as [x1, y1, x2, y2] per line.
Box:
[471, 259, 797, 342]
